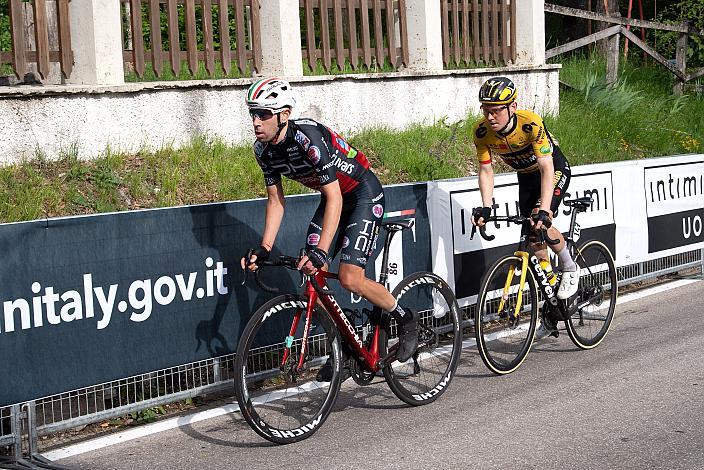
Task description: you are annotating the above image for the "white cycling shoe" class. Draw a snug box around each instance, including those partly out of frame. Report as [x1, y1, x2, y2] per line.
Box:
[557, 270, 580, 299]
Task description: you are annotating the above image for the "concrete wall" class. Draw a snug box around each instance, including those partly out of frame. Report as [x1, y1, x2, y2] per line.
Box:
[0, 65, 560, 164]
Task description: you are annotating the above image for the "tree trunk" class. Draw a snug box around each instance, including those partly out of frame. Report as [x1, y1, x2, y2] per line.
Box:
[596, 0, 621, 85]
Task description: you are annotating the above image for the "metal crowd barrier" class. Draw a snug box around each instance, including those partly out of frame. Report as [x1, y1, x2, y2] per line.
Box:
[2, 248, 702, 465]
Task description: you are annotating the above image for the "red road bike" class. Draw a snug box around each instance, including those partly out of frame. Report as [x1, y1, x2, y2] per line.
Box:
[234, 220, 462, 444]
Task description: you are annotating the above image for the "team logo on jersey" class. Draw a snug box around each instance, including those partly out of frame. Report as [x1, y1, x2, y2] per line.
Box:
[307, 233, 320, 246]
[342, 236, 350, 248]
[294, 130, 311, 150]
[308, 146, 321, 164]
[336, 137, 350, 152]
[372, 204, 384, 218]
[540, 145, 551, 154]
[536, 127, 545, 141]
[554, 188, 561, 196]
[553, 171, 563, 185]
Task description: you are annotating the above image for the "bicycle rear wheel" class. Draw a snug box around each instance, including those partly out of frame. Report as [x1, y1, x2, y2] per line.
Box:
[475, 255, 538, 375]
[564, 240, 617, 349]
[234, 294, 342, 444]
[384, 272, 462, 406]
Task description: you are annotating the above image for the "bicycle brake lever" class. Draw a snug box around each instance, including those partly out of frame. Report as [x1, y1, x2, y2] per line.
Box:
[240, 249, 254, 286]
[470, 224, 477, 240]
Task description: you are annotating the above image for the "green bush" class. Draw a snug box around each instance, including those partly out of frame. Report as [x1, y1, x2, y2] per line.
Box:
[653, 0, 704, 69]
[0, 0, 11, 52]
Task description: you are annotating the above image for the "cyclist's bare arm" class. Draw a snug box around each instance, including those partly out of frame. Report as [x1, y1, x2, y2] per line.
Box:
[262, 182, 286, 249]
[298, 180, 342, 273]
[535, 156, 555, 230]
[241, 182, 286, 271]
[474, 161, 495, 227]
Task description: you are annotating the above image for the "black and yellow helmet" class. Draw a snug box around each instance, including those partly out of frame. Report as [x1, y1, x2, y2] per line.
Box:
[478, 77, 517, 105]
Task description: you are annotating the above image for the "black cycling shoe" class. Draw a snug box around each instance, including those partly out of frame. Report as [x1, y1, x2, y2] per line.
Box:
[316, 354, 351, 382]
[395, 307, 418, 363]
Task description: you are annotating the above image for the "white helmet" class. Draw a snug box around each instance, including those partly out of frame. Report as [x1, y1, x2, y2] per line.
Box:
[245, 77, 296, 113]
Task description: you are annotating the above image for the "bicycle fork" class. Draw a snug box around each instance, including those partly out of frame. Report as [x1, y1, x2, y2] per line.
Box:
[498, 251, 530, 323]
[280, 297, 317, 376]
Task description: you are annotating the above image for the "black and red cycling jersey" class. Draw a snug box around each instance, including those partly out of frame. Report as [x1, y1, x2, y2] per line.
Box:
[253, 118, 372, 194]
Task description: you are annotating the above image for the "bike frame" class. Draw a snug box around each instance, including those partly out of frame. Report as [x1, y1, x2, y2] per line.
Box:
[497, 202, 596, 321]
[279, 225, 404, 375]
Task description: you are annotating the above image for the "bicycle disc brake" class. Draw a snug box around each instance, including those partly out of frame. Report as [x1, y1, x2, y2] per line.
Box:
[418, 323, 438, 350]
[498, 302, 520, 328]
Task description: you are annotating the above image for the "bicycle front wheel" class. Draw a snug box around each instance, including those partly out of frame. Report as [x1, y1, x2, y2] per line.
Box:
[565, 240, 617, 349]
[384, 272, 462, 406]
[475, 255, 538, 375]
[234, 295, 342, 444]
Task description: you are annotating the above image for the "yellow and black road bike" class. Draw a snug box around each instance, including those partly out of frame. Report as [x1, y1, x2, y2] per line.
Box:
[471, 197, 617, 375]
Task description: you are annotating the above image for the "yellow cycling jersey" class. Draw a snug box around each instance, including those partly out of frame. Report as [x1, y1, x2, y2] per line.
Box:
[472, 110, 556, 174]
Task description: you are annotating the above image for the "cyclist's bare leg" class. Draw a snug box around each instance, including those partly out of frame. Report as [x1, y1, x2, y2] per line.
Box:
[529, 207, 565, 259]
[338, 263, 395, 311]
[338, 262, 417, 361]
[532, 226, 566, 260]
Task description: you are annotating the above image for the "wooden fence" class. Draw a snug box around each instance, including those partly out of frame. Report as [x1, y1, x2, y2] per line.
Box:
[545, 3, 704, 93]
[441, 0, 516, 67]
[120, 0, 262, 78]
[299, 0, 408, 72]
[0, 0, 72, 81]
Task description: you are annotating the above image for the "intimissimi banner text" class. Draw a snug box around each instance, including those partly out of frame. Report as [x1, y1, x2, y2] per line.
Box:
[427, 154, 704, 305]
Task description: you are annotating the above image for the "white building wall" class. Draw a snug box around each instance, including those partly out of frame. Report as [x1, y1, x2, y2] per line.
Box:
[0, 66, 559, 164]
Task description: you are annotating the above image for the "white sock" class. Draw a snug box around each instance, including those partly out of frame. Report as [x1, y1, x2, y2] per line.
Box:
[557, 246, 577, 272]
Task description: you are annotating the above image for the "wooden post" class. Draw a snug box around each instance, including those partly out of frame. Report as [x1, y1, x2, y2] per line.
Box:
[673, 21, 689, 95]
[601, 0, 620, 85]
[606, 32, 619, 85]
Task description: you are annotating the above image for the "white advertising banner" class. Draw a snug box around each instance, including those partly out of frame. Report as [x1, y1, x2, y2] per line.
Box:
[428, 154, 703, 304]
[644, 158, 704, 254]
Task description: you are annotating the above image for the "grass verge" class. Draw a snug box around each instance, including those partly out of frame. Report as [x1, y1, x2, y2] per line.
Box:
[1, 57, 702, 223]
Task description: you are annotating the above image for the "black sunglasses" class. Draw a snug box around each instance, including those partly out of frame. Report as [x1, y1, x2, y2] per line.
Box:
[249, 108, 276, 121]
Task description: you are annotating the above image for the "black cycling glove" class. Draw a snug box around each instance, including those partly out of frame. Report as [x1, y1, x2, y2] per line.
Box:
[473, 206, 492, 223]
[245, 246, 270, 266]
[532, 210, 553, 228]
[306, 247, 329, 269]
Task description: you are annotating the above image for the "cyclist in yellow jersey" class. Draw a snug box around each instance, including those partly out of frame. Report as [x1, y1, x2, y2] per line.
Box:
[470, 77, 580, 339]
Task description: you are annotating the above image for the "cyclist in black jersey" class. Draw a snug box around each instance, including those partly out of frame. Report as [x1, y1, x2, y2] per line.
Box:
[470, 77, 581, 339]
[240, 78, 418, 372]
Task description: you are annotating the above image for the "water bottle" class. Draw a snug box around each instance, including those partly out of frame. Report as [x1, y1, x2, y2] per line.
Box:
[539, 259, 557, 286]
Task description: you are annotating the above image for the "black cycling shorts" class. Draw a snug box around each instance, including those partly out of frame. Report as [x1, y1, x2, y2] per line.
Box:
[305, 172, 384, 269]
[517, 145, 571, 218]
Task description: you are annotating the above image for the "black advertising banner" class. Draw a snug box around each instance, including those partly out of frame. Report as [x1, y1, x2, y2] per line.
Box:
[0, 183, 429, 407]
[644, 161, 704, 253]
